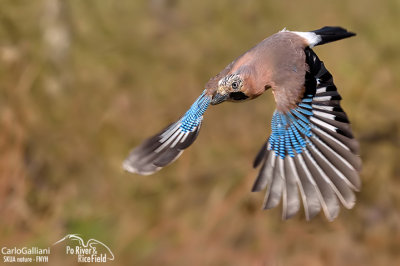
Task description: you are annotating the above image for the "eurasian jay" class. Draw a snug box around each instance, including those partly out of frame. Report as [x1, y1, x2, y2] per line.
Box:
[123, 26, 361, 221]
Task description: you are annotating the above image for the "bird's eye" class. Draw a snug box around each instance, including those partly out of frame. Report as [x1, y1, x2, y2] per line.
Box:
[231, 81, 239, 90]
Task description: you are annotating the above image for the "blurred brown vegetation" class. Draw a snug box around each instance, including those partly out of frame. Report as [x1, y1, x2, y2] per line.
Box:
[1, 0, 400, 265]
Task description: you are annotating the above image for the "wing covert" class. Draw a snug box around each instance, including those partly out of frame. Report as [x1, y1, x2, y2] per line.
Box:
[253, 48, 361, 221]
[123, 90, 211, 175]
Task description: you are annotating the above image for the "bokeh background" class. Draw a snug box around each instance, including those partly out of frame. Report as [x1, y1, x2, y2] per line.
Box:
[1, 0, 399, 265]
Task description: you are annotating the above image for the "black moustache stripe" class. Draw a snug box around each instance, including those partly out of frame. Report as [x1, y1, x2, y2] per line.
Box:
[229, 92, 249, 101]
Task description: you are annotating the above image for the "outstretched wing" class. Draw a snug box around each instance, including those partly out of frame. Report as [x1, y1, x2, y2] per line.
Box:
[123, 90, 211, 175]
[252, 47, 361, 221]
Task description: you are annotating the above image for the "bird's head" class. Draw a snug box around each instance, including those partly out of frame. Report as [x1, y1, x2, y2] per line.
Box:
[210, 74, 250, 105]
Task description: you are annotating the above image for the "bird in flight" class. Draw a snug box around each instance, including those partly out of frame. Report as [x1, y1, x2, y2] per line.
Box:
[123, 26, 361, 221]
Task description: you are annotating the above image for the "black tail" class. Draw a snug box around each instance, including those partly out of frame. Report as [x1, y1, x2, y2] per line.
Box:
[312, 26, 356, 46]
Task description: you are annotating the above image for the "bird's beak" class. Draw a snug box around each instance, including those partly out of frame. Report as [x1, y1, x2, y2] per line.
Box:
[211, 87, 229, 105]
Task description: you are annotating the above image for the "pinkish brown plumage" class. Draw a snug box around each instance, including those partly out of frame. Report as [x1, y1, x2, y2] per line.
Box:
[124, 26, 361, 221]
[206, 31, 310, 112]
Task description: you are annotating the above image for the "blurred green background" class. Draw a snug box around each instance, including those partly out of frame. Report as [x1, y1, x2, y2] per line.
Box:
[1, 0, 399, 265]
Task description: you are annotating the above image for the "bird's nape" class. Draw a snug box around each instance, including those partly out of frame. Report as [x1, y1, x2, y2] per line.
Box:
[124, 26, 360, 221]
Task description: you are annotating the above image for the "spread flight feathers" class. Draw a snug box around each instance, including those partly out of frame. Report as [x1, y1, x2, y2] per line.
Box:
[123, 26, 360, 221]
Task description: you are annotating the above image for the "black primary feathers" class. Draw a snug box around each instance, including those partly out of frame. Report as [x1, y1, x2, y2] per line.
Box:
[123, 91, 211, 175]
[252, 47, 361, 221]
[124, 27, 359, 221]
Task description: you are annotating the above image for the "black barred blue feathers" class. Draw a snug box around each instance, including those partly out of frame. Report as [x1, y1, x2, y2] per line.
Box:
[252, 48, 361, 221]
[123, 90, 210, 175]
[124, 26, 359, 221]
[269, 96, 314, 159]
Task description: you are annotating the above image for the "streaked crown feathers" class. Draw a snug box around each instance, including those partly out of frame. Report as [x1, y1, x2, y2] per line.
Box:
[218, 74, 243, 90]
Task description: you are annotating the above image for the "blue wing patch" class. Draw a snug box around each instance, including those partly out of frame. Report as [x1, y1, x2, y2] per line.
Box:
[253, 47, 362, 221]
[180, 90, 210, 132]
[123, 90, 211, 175]
[269, 95, 314, 159]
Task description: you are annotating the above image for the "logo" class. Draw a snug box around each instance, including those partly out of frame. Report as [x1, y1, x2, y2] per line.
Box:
[53, 234, 114, 263]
